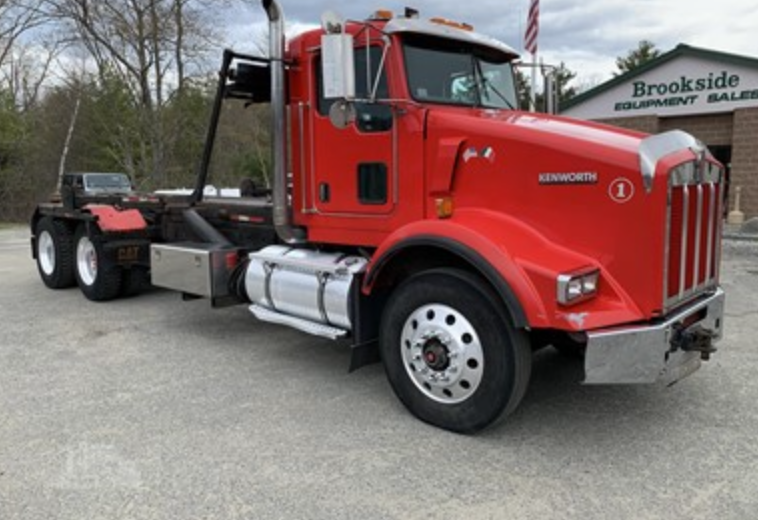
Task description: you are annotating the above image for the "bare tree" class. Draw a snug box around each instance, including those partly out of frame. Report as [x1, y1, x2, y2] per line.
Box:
[56, 91, 80, 186]
[2, 38, 66, 110]
[42, 0, 224, 183]
[0, 0, 46, 68]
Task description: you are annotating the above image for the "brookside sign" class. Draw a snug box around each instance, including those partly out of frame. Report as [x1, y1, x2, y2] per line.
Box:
[561, 53, 758, 120]
[615, 70, 758, 113]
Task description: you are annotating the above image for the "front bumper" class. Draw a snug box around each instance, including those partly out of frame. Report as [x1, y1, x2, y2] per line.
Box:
[584, 288, 725, 385]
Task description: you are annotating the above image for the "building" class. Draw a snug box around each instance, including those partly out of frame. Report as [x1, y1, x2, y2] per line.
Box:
[562, 44, 758, 219]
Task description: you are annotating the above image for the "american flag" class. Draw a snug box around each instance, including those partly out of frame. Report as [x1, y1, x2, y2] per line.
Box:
[524, 0, 539, 55]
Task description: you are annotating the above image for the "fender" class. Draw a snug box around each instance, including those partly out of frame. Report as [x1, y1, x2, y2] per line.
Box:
[364, 208, 644, 331]
[84, 204, 147, 232]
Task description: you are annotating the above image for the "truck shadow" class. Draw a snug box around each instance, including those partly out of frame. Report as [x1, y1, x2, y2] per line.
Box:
[124, 292, 688, 438]
[482, 347, 686, 439]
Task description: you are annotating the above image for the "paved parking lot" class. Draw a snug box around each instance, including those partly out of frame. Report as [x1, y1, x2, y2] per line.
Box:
[1, 225, 757, 519]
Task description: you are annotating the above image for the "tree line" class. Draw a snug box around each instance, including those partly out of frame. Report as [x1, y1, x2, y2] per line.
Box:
[0, 0, 662, 222]
[0, 0, 272, 222]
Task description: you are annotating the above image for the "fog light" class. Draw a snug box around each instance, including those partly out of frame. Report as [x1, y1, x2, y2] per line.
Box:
[557, 269, 600, 305]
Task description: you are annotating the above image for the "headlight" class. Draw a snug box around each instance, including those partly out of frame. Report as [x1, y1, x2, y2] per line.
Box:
[557, 269, 600, 306]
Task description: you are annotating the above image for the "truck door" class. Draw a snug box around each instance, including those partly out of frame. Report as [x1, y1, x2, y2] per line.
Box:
[310, 45, 395, 216]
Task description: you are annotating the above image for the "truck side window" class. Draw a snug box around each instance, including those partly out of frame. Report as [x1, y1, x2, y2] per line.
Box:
[316, 46, 392, 133]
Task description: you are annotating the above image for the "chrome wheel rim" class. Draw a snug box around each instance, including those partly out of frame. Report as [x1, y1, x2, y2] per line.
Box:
[401, 303, 484, 404]
[76, 235, 97, 286]
[38, 230, 55, 275]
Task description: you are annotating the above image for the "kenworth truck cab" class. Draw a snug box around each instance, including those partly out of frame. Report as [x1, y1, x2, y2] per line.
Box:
[30, 1, 725, 433]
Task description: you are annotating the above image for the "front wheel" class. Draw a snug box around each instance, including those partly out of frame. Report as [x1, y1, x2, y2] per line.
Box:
[380, 269, 532, 433]
[74, 225, 122, 301]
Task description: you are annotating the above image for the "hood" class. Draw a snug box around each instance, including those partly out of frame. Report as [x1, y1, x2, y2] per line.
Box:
[424, 107, 673, 321]
[432, 108, 646, 173]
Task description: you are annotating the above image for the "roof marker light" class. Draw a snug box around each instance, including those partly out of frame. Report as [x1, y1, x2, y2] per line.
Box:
[429, 17, 474, 31]
[370, 9, 394, 21]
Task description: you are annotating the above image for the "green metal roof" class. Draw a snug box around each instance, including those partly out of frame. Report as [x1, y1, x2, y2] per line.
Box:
[561, 43, 758, 112]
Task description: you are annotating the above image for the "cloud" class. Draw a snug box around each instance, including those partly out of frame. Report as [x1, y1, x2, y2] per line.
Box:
[223, 0, 758, 87]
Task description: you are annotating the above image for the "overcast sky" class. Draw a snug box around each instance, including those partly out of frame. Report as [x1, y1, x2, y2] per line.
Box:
[225, 0, 758, 91]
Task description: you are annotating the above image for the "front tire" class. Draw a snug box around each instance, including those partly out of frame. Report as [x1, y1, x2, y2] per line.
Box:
[380, 269, 531, 433]
[74, 224, 122, 301]
[35, 217, 76, 289]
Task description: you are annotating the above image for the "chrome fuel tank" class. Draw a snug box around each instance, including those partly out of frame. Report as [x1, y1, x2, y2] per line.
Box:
[245, 245, 368, 330]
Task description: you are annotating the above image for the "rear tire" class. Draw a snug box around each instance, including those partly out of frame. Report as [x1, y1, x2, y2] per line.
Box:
[74, 224, 122, 301]
[35, 217, 76, 289]
[380, 268, 531, 433]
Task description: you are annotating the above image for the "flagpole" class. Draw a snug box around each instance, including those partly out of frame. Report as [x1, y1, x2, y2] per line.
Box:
[524, 0, 539, 112]
[530, 51, 537, 112]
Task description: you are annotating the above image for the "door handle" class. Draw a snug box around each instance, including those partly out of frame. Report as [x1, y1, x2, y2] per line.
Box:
[319, 183, 330, 203]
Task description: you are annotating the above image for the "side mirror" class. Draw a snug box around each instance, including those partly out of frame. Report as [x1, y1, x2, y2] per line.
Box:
[321, 33, 356, 100]
[320, 10, 344, 34]
[328, 100, 357, 129]
[320, 9, 355, 101]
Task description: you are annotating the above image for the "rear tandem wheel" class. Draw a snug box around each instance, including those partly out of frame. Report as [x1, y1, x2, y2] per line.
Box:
[73, 224, 123, 301]
[35, 216, 76, 289]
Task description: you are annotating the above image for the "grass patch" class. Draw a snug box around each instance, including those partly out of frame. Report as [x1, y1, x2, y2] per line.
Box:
[0, 222, 24, 230]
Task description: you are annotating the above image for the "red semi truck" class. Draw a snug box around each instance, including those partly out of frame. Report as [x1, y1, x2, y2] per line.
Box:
[30, 0, 725, 433]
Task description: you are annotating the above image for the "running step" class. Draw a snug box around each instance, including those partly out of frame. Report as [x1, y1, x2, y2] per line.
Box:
[249, 304, 348, 340]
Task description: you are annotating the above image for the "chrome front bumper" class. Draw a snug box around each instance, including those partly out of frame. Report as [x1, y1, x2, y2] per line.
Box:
[584, 288, 725, 385]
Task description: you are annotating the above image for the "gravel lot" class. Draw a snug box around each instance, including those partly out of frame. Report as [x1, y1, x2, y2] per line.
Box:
[1, 225, 757, 519]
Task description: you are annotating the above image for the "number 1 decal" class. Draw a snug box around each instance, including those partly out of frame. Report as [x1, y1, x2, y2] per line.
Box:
[609, 178, 635, 204]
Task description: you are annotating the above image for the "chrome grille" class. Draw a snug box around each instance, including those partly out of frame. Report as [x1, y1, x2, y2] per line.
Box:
[664, 160, 723, 311]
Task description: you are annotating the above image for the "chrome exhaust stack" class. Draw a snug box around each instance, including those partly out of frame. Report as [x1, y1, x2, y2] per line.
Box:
[262, 0, 305, 244]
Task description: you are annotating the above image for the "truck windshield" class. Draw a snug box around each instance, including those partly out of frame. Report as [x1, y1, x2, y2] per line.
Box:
[402, 34, 517, 109]
[84, 174, 132, 190]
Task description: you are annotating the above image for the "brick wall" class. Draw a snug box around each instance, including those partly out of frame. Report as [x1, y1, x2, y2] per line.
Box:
[595, 115, 659, 134]
[731, 108, 758, 219]
[658, 113, 734, 145]
[591, 113, 734, 143]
